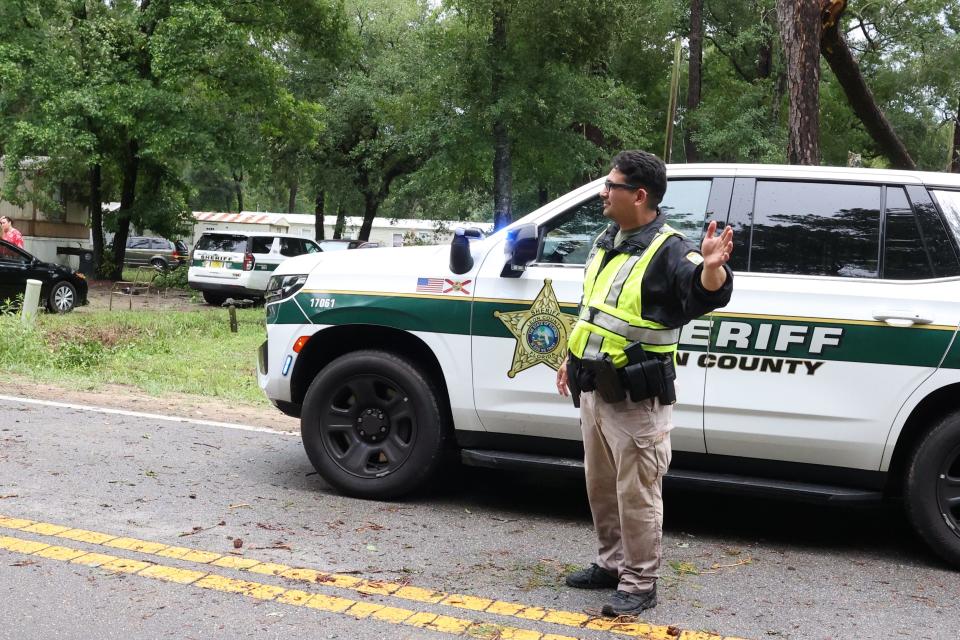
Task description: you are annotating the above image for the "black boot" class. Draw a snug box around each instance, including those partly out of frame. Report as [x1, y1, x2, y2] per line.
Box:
[564, 563, 618, 589]
[601, 585, 657, 616]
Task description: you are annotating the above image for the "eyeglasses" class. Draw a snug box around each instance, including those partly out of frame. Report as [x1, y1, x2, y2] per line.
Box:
[603, 180, 641, 192]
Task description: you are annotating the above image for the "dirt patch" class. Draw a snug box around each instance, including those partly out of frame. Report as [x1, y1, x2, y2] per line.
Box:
[4, 374, 300, 434]
[81, 278, 212, 313]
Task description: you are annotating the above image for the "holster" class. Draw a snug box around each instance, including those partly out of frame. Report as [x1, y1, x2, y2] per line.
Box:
[579, 353, 626, 403]
[622, 342, 677, 405]
[565, 358, 581, 408]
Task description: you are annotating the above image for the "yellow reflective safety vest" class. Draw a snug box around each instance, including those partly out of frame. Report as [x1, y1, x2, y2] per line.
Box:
[568, 226, 682, 368]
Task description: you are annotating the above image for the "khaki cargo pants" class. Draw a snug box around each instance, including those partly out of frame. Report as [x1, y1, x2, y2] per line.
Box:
[580, 390, 673, 594]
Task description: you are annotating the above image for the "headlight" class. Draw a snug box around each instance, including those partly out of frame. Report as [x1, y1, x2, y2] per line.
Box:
[266, 274, 308, 302]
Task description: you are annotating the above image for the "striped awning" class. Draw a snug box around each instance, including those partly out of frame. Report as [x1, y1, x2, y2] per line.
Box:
[193, 212, 274, 224]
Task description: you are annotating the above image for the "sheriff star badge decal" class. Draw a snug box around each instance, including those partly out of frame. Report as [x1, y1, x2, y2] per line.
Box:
[494, 279, 578, 378]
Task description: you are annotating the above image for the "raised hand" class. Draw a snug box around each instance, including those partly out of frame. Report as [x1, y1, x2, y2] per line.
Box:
[699, 220, 733, 291]
[700, 220, 733, 271]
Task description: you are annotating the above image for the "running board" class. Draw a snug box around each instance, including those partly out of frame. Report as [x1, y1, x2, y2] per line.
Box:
[459, 449, 883, 504]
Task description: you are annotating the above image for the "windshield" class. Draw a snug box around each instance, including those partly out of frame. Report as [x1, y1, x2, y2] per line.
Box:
[195, 234, 248, 253]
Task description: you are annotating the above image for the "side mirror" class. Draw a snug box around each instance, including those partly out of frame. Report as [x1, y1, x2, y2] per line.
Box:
[449, 227, 481, 274]
[500, 223, 538, 278]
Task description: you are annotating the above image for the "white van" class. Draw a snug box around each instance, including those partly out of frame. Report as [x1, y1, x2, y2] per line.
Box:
[188, 232, 320, 305]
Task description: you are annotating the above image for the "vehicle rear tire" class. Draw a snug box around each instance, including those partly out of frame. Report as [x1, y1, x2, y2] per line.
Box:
[150, 258, 168, 270]
[47, 281, 76, 313]
[904, 410, 960, 567]
[300, 350, 449, 499]
[202, 291, 226, 306]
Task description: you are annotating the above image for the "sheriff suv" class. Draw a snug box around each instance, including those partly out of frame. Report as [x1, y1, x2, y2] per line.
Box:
[258, 164, 960, 567]
[189, 232, 320, 305]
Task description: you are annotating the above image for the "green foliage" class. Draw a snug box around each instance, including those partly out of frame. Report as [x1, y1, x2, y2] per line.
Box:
[153, 265, 189, 290]
[0, 308, 268, 405]
[2, 0, 959, 241]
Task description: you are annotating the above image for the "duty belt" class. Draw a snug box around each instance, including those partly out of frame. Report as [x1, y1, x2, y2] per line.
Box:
[581, 306, 680, 346]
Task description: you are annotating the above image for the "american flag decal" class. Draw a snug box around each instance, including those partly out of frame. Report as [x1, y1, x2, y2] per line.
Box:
[416, 277, 445, 293]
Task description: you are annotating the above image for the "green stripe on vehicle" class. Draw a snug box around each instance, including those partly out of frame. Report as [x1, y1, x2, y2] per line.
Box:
[268, 291, 958, 368]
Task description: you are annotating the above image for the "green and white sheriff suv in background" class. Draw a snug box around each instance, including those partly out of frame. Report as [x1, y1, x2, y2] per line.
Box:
[258, 164, 960, 567]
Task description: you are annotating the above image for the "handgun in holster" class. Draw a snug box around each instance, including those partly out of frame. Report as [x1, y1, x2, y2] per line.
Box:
[579, 353, 627, 403]
[622, 341, 677, 405]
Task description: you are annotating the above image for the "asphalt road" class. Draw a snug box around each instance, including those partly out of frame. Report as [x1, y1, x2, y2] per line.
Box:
[0, 396, 957, 640]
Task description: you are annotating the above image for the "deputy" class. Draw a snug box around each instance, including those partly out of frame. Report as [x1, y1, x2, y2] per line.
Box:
[557, 150, 733, 616]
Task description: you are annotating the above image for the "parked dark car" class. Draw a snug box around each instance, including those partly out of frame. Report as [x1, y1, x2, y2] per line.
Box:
[122, 236, 188, 270]
[0, 240, 88, 313]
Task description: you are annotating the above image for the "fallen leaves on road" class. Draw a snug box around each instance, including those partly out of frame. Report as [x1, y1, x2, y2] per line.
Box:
[11, 560, 36, 567]
[178, 520, 226, 537]
[0, 494, 18, 499]
[355, 522, 386, 533]
[233, 538, 243, 549]
[702, 557, 753, 573]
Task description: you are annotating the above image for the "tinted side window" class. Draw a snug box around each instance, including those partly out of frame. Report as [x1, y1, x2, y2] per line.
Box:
[884, 188, 934, 279]
[750, 181, 881, 277]
[914, 191, 960, 277]
[251, 237, 275, 254]
[932, 190, 960, 245]
[0, 244, 28, 262]
[150, 238, 171, 250]
[279, 237, 303, 257]
[660, 179, 712, 243]
[128, 237, 151, 249]
[303, 240, 321, 254]
[539, 197, 608, 265]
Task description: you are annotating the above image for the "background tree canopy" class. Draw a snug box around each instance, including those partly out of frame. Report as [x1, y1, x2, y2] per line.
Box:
[1, 0, 958, 275]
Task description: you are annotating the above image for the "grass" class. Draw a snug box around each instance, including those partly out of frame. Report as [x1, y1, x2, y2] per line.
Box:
[0, 305, 267, 405]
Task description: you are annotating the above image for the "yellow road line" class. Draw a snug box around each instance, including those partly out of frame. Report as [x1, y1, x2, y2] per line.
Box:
[0, 532, 579, 640]
[0, 515, 747, 640]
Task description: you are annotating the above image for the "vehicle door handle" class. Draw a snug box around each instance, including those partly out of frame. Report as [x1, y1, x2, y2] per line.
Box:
[872, 310, 933, 327]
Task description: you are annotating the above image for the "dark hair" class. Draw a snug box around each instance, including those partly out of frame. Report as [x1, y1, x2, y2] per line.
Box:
[611, 150, 667, 207]
[0, 215, 10, 224]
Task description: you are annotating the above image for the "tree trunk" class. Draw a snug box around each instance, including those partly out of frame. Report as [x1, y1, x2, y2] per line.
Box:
[684, 0, 703, 163]
[491, 3, 512, 231]
[314, 190, 325, 240]
[110, 141, 139, 280]
[777, 0, 822, 165]
[287, 177, 298, 213]
[333, 204, 346, 239]
[757, 6, 774, 80]
[89, 163, 104, 277]
[820, 5, 916, 170]
[951, 97, 960, 173]
[358, 193, 378, 241]
[232, 170, 243, 212]
[538, 186, 549, 207]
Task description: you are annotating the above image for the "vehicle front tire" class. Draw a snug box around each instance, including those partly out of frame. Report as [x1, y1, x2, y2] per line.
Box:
[202, 291, 226, 306]
[300, 350, 449, 500]
[904, 410, 960, 567]
[47, 281, 76, 313]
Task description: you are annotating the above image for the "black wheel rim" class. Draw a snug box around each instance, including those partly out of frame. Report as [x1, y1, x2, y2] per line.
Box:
[317, 373, 417, 479]
[936, 442, 960, 536]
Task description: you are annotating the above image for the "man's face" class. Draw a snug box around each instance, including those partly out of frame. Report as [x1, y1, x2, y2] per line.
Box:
[600, 169, 643, 223]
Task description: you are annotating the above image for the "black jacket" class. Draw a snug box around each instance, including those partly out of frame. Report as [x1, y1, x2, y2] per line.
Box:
[586, 213, 733, 328]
